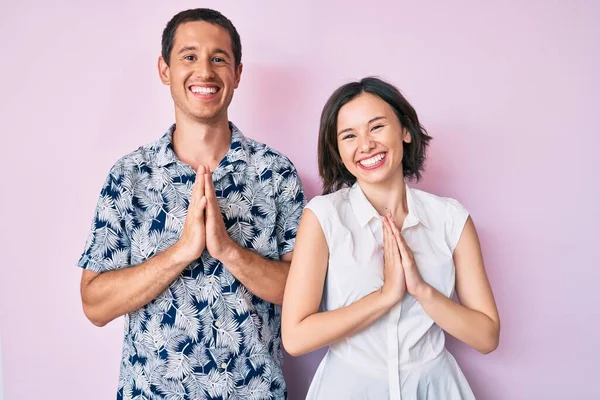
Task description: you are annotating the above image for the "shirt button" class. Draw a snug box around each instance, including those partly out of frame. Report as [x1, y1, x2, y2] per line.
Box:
[221, 362, 228, 369]
[215, 321, 222, 328]
[209, 277, 215, 283]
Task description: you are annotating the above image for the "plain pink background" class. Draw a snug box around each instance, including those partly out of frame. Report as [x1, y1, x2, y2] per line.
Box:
[1, 1, 599, 399]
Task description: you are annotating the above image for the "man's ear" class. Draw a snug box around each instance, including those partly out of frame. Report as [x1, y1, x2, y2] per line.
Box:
[158, 56, 170, 85]
[234, 62, 243, 89]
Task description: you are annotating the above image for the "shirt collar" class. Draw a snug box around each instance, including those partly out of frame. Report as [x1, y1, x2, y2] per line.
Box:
[349, 182, 431, 229]
[348, 183, 380, 228]
[404, 184, 431, 229]
[150, 122, 248, 169]
[151, 124, 178, 167]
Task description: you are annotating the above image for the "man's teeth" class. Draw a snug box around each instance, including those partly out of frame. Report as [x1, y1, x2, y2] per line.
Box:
[191, 86, 218, 94]
[359, 153, 385, 167]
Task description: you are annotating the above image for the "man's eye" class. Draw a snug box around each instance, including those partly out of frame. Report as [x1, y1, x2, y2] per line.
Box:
[212, 57, 225, 63]
[184, 55, 196, 61]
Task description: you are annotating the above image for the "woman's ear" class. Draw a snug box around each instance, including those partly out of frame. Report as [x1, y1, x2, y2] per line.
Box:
[403, 128, 412, 143]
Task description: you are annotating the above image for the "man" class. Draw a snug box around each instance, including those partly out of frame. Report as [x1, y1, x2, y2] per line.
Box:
[78, 8, 305, 399]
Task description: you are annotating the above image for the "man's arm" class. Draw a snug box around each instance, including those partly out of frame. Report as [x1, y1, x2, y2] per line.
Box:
[80, 165, 209, 326]
[220, 248, 292, 305]
[81, 244, 191, 326]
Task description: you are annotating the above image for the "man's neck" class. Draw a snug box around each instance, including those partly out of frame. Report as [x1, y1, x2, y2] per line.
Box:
[172, 114, 232, 172]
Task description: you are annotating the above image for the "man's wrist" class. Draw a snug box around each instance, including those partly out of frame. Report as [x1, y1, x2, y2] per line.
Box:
[217, 240, 244, 268]
[169, 240, 196, 268]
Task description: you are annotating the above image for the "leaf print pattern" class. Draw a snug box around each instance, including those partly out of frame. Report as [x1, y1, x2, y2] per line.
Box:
[78, 123, 305, 399]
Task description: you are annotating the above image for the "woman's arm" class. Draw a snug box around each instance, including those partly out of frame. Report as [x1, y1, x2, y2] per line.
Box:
[395, 217, 500, 354]
[281, 211, 404, 356]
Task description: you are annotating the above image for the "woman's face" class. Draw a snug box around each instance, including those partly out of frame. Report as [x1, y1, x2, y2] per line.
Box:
[336, 93, 411, 186]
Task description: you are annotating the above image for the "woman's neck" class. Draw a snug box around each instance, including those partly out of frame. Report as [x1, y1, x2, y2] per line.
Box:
[359, 172, 408, 225]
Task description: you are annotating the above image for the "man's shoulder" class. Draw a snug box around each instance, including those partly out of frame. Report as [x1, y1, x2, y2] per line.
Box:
[106, 135, 167, 180]
[105, 147, 145, 181]
[240, 135, 297, 172]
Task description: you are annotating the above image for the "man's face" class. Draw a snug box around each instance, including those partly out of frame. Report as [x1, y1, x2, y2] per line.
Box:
[159, 21, 242, 124]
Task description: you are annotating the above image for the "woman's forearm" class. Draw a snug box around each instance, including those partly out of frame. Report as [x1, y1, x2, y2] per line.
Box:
[415, 284, 500, 354]
[283, 290, 395, 356]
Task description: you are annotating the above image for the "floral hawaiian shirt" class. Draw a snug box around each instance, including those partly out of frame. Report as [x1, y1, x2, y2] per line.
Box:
[78, 123, 305, 399]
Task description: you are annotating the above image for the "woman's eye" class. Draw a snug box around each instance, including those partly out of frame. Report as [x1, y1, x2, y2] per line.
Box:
[371, 124, 383, 131]
[342, 134, 356, 140]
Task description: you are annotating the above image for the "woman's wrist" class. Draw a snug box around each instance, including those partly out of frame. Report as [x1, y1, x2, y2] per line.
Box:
[412, 281, 434, 303]
[378, 286, 403, 309]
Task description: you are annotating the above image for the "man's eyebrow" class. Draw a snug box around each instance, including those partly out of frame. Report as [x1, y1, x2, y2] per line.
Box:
[177, 46, 232, 57]
[178, 45, 198, 54]
[213, 48, 232, 57]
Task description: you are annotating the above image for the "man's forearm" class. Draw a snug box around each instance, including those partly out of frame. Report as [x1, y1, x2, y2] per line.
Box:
[220, 245, 290, 305]
[81, 243, 190, 326]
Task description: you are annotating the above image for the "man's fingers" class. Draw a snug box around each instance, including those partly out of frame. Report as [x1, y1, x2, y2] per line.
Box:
[197, 196, 207, 226]
[189, 165, 205, 208]
[204, 168, 216, 198]
[196, 165, 206, 200]
[204, 168, 220, 217]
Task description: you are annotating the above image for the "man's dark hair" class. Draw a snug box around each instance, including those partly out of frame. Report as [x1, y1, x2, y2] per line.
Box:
[161, 8, 242, 67]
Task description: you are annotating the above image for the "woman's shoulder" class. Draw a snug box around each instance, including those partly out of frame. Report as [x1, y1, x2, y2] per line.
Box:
[409, 187, 467, 214]
[306, 187, 352, 211]
[304, 188, 353, 230]
[409, 187, 470, 248]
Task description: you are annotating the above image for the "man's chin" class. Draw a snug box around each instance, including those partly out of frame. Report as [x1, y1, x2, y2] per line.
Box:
[181, 107, 223, 122]
[195, 113, 230, 125]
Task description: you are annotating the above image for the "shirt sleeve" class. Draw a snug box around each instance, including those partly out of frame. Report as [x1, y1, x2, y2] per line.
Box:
[304, 195, 333, 248]
[275, 164, 306, 257]
[77, 169, 131, 273]
[444, 198, 470, 253]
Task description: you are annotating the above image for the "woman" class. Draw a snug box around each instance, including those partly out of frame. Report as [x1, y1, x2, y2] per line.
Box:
[282, 77, 500, 399]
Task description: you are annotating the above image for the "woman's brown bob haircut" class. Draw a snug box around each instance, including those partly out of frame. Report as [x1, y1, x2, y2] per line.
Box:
[318, 77, 432, 194]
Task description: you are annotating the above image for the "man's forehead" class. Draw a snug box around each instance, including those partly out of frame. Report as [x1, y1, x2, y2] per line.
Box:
[174, 22, 231, 43]
[172, 25, 233, 58]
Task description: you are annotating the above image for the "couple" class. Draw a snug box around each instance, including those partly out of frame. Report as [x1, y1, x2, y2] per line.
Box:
[78, 8, 500, 400]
